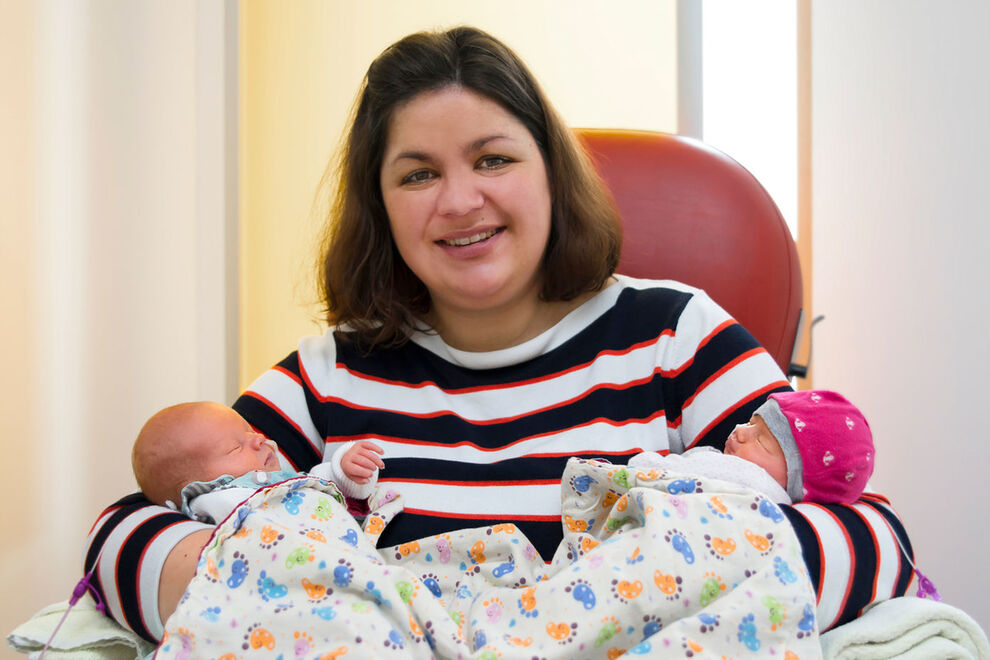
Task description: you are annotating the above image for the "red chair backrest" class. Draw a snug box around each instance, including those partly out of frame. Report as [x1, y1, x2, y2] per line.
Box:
[576, 128, 802, 374]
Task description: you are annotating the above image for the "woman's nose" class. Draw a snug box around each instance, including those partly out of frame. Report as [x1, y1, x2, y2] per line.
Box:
[436, 170, 484, 216]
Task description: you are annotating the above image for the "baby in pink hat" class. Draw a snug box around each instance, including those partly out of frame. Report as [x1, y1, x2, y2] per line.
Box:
[631, 390, 874, 505]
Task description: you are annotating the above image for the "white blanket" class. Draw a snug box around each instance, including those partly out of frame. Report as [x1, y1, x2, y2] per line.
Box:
[820, 596, 989, 659]
[6, 597, 154, 660]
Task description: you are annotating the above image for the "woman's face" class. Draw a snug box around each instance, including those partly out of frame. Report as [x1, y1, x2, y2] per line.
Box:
[379, 86, 552, 323]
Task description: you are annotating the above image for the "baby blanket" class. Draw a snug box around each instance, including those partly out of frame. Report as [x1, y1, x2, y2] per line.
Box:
[820, 596, 989, 659]
[158, 458, 821, 658]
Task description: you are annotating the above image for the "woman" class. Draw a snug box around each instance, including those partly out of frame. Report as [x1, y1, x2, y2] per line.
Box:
[86, 26, 913, 643]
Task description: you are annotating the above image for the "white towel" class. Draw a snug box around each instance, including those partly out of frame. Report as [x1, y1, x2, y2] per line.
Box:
[6, 598, 154, 660]
[821, 596, 989, 660]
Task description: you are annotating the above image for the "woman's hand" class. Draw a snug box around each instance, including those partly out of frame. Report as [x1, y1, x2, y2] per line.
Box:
[340, 440, 385, 484]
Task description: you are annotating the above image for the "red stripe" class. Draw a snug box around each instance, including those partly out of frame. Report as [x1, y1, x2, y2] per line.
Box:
[859, 491, 892, 506]
[117, 518, 144, 638]
[382, 477, 560, 487]
[308, 374, 663, 426]
[87, 504, 126, 536]
[333, 331, 676, 395]
[686, 378, 789, 449]
[326, 412, 663, 455]
[273, 365, 302, 386]
[682, 347, 765, 411]
[795, 503, 828, 604]
[815, 504, 857, 624]
[848, 504, 882, 611]
[403, 507, 559, 522]
[861, 498, 908, 599]
[655, 319, 736, 379]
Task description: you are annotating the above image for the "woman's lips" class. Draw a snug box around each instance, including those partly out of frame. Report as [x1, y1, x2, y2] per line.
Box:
[437, 227, 504, 247]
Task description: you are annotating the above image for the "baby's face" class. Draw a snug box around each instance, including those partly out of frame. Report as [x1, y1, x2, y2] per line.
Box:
[187, 404, 280, 481]
[725, 414, 788, 489]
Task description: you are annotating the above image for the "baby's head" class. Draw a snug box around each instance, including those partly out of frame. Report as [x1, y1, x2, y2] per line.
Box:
[729, 390, 874, 504]
[132, 401, 280, 508]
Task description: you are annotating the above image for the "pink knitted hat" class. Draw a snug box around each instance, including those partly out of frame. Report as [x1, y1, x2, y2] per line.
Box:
[754, 390, 874, 504]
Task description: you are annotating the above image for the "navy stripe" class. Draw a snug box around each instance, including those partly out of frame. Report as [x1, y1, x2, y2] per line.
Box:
[84, 493, 149, 632]
[384, 452, 630, 483]
[334, 287, 693, 388]
[827, 503, 879, 627]
[861, 497, 915, 597]
[378, 512, 561, 562]
[318, 382, 665, 450]
[781, 504, 823, 599]
[234, 394, 318, 470]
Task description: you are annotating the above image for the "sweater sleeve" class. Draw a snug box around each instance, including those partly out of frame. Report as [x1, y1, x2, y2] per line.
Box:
[782, 493, 915, 630]
[83, 493, 212, 642]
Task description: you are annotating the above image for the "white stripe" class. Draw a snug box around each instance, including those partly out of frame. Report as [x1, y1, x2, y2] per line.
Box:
[681, 350, 784, 448]
[411, 278, 625, 367]
[387, 481, 561, 518]
[246, 367, 324, 455]
[853, 502, 902, 601]
[305, 340, 669, 422]
[653, 283, 733, 370]
[137, 520, 212, 640]
[336, 416, 671, 462]
[791, 503, 850, 630]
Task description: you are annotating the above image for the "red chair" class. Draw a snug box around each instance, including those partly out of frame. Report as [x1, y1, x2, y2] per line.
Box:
[576, 129, 804, 376]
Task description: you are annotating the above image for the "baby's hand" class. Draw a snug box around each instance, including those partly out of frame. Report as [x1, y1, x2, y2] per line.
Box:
[341, 441, 385, 484]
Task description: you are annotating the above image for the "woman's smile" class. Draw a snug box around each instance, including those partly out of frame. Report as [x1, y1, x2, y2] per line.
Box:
[437, 226, 505, 248]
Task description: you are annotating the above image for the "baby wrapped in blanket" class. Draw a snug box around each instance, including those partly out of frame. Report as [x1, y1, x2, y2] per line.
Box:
[131, 401, 388, 522]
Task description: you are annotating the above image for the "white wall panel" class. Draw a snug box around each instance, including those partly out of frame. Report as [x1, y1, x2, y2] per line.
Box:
[811, 0, 990, 631]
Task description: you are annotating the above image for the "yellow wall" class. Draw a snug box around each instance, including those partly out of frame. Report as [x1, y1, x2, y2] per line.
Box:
[238, 0, 680, 387]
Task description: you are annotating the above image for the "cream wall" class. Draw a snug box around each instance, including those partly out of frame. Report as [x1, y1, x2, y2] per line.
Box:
[0, 0, 236, 643]
[239, 0, 680, 386]
[810, 1, 990, 631]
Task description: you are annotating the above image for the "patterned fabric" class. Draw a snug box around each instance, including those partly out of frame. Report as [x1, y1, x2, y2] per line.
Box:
[158, 460, 821, 658]
[629, 446, 792, 504]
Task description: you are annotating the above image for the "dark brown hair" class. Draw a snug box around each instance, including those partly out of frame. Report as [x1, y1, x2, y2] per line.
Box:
[318, 26, 621, 347]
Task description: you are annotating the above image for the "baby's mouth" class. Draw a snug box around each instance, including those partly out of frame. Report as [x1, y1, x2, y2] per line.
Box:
[439, 227, 504, 247]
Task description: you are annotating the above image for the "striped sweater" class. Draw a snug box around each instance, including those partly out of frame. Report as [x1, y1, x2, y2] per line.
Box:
[84, 277, 913, 641]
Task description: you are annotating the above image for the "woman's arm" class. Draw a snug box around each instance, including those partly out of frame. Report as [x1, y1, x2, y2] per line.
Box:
[157, 529, 213, 624]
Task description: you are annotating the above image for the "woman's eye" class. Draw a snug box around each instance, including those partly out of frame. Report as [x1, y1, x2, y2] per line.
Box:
[478, 155, 511, 170]
[400, 169, 434, 185]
